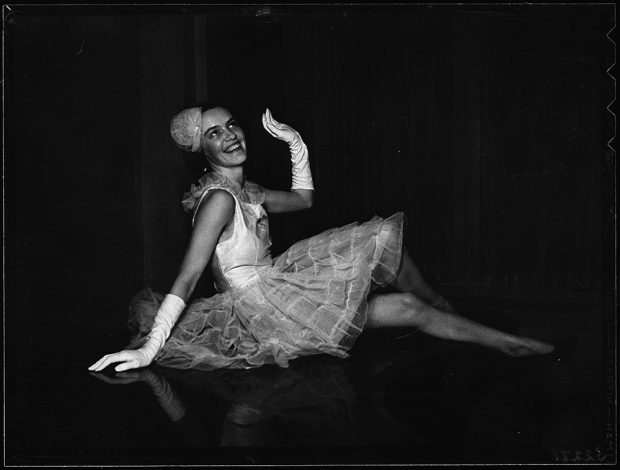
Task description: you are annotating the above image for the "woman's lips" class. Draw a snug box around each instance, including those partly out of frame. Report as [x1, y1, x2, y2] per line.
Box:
[224, 142, 242, 153]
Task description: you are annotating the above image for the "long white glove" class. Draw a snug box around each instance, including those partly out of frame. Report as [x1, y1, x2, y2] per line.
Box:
[262, 108, 314, 191]
[88, 294, 186, 372]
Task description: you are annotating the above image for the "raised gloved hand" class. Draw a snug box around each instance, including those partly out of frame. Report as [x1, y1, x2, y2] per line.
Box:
[88, 293, 186, 372]
[261, 108, 314, 191]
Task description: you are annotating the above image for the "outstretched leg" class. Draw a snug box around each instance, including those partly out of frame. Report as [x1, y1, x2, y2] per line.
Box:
[392, 247, 457, 312]
[366, 292, 554, 357]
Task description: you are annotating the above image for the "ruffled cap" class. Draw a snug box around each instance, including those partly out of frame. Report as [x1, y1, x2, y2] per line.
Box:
[170, 107, 203, 153]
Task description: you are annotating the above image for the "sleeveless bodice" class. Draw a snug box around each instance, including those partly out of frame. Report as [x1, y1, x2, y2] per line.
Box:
[211, 193, 272, 291]
[182, 173, 272, 291]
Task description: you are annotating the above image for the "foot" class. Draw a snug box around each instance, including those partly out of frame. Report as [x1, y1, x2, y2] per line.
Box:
[497, 335, 555, 357]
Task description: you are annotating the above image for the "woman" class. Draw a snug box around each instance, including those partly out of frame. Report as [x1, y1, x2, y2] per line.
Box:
[89, 105, 554, 373]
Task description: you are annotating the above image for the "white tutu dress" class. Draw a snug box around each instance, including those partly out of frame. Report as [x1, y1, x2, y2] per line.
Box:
[127, 173, 404, 371]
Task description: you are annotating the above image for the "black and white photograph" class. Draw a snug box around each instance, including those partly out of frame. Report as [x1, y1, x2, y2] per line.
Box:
[4, 3, 616, 466]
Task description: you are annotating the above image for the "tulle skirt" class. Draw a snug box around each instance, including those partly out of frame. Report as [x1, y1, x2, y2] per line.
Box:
[127, 212, 405, 371]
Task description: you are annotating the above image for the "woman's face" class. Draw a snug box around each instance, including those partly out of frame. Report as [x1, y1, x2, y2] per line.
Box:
[200, 107, 247, 168]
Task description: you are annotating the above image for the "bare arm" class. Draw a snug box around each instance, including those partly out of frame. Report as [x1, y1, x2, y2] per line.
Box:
[169, 189, 235, 302]
[88, 189, 234, 372]
[262, 188, 313, 213]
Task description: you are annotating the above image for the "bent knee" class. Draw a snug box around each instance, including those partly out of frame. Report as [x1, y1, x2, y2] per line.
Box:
[367, 293, 429, 328]
[396, 292, 426, 311]
[396, 292, 431, 326]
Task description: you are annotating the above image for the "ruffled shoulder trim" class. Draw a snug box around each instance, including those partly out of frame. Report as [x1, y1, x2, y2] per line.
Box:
[181, 172, 264, 213]
[243, 180, 266, 205]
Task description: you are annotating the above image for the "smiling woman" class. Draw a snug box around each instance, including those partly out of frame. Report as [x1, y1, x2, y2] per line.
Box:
[88, 103, 555, 373]
[200, 108, 247, 168]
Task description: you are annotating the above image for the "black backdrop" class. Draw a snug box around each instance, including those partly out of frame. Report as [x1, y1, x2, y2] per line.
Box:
[6, 5, 613, 330]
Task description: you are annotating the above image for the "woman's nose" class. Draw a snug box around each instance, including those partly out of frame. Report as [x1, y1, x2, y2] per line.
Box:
[224, 128, 237, 140]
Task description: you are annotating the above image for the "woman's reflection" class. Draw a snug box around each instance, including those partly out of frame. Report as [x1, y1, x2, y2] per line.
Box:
[91, 356, 358, 447]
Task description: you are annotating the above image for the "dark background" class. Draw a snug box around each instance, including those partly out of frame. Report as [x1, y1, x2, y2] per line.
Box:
[4, 4, 616, 465]
[6, 4, 613, 340]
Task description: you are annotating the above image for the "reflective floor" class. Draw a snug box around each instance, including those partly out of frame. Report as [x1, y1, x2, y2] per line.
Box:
[6, 293, 615, 465]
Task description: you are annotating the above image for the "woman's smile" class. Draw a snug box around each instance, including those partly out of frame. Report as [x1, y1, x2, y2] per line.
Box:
[200, 107, 247, 167]
[224, 142, 242, 153]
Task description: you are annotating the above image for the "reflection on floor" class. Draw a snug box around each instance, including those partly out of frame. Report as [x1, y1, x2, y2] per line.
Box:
[7, 293, 615, 465]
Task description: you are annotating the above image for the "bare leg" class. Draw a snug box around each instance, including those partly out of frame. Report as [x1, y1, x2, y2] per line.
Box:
[392, 247, 457, 312]
[366, 292, 554, 357]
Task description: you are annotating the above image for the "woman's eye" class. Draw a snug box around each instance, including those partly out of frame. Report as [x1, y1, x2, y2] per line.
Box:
[209, 130, 219, 138]
[228, 121, 239, 128]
